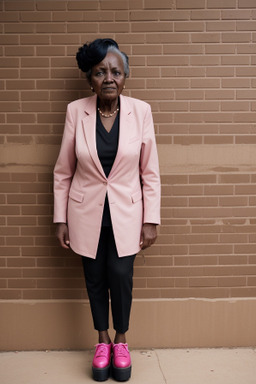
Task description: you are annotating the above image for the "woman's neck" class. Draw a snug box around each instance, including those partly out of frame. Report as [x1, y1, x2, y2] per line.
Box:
[98, 98, 119, 113]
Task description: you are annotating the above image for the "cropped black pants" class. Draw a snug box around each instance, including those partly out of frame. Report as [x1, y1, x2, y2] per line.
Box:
[81, 225, 136, 334]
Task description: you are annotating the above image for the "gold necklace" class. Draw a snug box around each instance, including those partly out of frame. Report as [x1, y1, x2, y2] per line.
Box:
[98, 107, 119, 118]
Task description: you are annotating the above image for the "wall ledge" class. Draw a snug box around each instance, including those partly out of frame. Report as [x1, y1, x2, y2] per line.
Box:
[1, 298, 256, 351]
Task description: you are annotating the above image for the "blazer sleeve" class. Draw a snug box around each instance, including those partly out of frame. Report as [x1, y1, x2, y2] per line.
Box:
[53, 103, 77, 223]
[140, 103, 161, 225]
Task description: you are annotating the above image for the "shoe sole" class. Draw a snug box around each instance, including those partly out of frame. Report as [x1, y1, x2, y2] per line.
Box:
[111, 364, 132, 382]
[92, 364, 110, 382]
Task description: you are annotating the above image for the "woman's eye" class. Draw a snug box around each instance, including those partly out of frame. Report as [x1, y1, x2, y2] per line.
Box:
[95, 71, 103, 76]
[114, 71, 121, 76]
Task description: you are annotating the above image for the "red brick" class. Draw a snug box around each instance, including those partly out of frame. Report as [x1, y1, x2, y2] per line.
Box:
[230, 288, 256, 297]
[206, 44, 235, 54]
[20, 68, 49, 79]
[192, 9, 220, 20]
[0, 206, 20, 215]
[207, 0, 236, 8]
[237, 90, 256, 99]
[67, 1, 99, 10]
[21, 58, 50, 68]
[176, 67, 205, 77]
[37, 80, 64, 90]
[189, 197, 218, 207]
[36, 23, 66, 33]
[37, 1, 66, 10]
[5, 23, 34, 33]
[0, 11, 19, 22]
[20, 35, 50, 45]
[194, 237, 232, 252]
[20, 11, 52, 22]
[128, 0, 144, 10]
[0, 102, 20, 112]
[237, 44, 256, 54]
[22, 247, 50, 256]
[237, 67, 256, 77]
[219, 196, 248, 206]
[144, 0, 172, 9]
[6, 237, 34, 246]
[0, 91, 19, 102]
[206, 67, 235, 77]
[164, 44, 203, 54]
[6, 80, 35, 90]
[189, 277, 218, 287]
[174, 21, 204, 32]
[0, 279, 7, 288]
[176, 0, 205, 9]
[8, 216, 36, 226]
[0, 69, 19, 79]
[5, 1, 35, 10]
[191, 79, 220, 89]
[8, 279, 37, 289]
[7, 194, 37, 204]
[223, 33, 251, 43]
[238, 0, 256, 8]
[219, 255, 247, 265]
[191, 101, 219, 111]
[1, 227, 19, 236]
[130, 10, 158, 21]
[189, 256, 218, 265]
[0, 291, 22, 299]
[67, 23, 99, 33]
[206, 21, 236, 31]
[5, 46, 35, 57]
[36, 46, 65, 56]
[218, 277, 246, 287]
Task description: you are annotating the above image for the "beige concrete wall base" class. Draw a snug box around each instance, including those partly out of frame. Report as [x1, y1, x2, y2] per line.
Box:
[1, 298, 256, 351]
[2, 143, 256, 174]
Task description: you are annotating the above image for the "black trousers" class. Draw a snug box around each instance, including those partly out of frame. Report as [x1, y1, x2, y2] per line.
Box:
[81, 225, 136, 334]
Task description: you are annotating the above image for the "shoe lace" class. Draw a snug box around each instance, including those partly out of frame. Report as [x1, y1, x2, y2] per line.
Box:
[115, 343, 128, 357]
[95, 344, 109, 358]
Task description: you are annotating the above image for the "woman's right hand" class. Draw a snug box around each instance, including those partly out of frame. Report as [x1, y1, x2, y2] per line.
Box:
[55, 223, 70, 249]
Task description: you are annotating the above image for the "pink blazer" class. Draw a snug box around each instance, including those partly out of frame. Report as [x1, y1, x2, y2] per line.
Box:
[53, 94, 161, 258]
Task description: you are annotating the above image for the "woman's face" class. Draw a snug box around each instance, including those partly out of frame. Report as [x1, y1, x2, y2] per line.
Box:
[90, 51, 126, 104]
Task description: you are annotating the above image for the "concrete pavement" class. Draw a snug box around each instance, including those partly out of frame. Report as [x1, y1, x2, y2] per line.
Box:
[1, 348, 256, 384]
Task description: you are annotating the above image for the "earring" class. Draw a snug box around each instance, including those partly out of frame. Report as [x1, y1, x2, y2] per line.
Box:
[123, 85, 126, 89]
[90, 86, 94, 92]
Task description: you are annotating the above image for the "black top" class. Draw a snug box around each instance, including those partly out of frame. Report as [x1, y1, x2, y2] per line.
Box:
[96, 109, 120, 226]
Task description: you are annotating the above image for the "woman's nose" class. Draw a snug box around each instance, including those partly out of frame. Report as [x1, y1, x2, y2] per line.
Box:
[104, 71, 113, 82]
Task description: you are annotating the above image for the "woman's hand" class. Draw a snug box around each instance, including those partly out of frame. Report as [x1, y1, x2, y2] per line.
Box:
[140, 223, 157, 250]
[55, 223, 70, 249]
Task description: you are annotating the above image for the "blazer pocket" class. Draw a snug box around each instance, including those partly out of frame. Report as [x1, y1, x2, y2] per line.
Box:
[69, 189, 84, 203]
[131, 190, 142, 203]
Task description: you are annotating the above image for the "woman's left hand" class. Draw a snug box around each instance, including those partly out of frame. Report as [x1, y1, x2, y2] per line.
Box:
[140, 223, 158, 250]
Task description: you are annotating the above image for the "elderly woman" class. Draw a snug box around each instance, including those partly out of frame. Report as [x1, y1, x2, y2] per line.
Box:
[53, 38, 161, 382]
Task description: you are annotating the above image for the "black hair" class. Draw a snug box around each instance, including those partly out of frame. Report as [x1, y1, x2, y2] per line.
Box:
[76, 38, 129, 80]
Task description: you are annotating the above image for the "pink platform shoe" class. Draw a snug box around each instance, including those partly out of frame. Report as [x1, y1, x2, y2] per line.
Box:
[112, 343, 132, 382]
[92, 343, 112, 381]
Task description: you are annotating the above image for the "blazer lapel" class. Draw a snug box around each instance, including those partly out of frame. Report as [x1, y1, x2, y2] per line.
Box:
[109, 95, 133, 177]
[82, 95, 106, 179]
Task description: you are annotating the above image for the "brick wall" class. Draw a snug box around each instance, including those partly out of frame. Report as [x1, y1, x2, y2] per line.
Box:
[1, 0, 256, 302]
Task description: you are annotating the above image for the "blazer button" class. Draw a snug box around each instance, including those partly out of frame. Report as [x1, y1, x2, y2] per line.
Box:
[103, 181, 107, 185]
